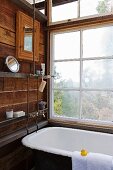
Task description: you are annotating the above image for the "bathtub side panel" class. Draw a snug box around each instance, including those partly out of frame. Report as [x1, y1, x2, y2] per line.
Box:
[34, 150, 72, 170]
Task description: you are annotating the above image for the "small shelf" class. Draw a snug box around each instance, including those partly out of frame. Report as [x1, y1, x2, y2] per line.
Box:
[0, 72, 28, 78]
[0, 71, 52, 79]
[0, 115, 27, 126]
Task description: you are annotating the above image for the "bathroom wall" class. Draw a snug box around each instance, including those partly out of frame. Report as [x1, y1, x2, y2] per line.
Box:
[0, 0, 47, 169]
[0, 0, 47, 122]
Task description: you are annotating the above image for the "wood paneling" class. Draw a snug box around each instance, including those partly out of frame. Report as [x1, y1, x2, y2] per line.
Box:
[13, 91, 27, 104]
[15, 78, 27, 90]
[40, 30, 45, 44]
[29, 78, 38, 90]
[0, 7, 15, 32]
[0, 118, 27, 138]
[19, 61, 31, 73]
[0, 140, 34, 170]
[0, 0, 46, 169]
[0, 27, 15, 46]
[4, 78, 15, 91]
[0, 43, 15, 58]
[0, 92, 13, 107]
[29, 90, 37, 102]
[39, 44, 45, 56]
[0, 78, 4, 91]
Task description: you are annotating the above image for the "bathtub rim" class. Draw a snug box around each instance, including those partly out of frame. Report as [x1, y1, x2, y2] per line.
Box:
[22, 127, 113, 157]
[22, 127, 74, 157]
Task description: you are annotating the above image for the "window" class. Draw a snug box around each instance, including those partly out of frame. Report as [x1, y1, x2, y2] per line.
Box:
[50, 24, 113, 122]
[51, 0, 112, 23]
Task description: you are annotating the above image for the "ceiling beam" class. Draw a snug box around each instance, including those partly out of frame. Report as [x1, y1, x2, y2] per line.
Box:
[35, 0, 78, 9]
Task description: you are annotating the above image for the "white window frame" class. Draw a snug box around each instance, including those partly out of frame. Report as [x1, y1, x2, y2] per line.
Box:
[50, 23, 113, 124]
[48, 0, 113, 25]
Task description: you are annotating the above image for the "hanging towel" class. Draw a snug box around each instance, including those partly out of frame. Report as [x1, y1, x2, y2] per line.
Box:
[72, 151, 113, 170]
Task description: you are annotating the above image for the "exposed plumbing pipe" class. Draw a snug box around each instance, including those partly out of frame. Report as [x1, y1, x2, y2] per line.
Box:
[33, 0, 35, 75]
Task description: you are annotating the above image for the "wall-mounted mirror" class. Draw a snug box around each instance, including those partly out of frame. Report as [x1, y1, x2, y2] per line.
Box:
[24, 27, 33, 52]
[5, 56, 20, 73]
[16, 11, 40, 62]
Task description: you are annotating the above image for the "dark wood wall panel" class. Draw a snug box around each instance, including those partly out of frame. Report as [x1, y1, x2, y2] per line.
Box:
[4, 78, 15, 91]
[0, 78, 4, 91]
[29, 91, 37, 102]
[0, 140, 34, 170]
[0, 118, 27, 138]
[0, 0, 46, 169]
[14, 91, 27, 104]
[19, 61, 31, 73]
[29, 101, 37, 113]
[15, 78, 27, 90]
[29, 78, 38, 89]
[0, 43, 15, 58]
[0, 92, 13, 107]
[0, 0, 46, 121]
[0, 6, 16, 32]
[0, 27, 15, 46]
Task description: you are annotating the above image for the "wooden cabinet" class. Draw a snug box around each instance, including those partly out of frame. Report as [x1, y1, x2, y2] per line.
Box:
[16, 11, 40, 62]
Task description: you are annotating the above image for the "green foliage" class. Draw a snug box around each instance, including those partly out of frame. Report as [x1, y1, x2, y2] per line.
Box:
[96, 0, 111, 14]
[54, 90, 63, 115]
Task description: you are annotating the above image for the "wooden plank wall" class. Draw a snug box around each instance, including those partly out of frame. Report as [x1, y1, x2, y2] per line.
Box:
[0, 0, 46, 122]
[0, 0, 46, 169]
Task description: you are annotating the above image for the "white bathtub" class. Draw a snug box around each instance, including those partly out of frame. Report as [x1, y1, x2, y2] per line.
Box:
[22, 127, 113, 157]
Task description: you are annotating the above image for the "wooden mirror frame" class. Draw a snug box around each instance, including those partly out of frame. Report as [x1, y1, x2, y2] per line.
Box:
[16, 11, 40, 62]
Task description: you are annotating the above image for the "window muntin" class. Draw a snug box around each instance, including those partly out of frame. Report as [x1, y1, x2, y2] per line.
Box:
[51, 24, 113, 122]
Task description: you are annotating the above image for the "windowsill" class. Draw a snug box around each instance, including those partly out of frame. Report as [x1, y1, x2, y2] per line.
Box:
[50, 13, 113, 25]
[48, 118, 113, 134]
[48, 13, 113, 30]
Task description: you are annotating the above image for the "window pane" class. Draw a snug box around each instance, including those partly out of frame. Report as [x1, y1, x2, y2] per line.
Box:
[82, 59, 113, 89]
[54, 32, 80, 60]
[39, 9, 45, 14]
[53, 90, 79, 118]
[81, 91, 113, 121]
[24, 34, 32, 52]
[26, 0, 44, 4]
[54, 61, 80, 88]
[80, 0, 112, 17]
[52, 1, 78, 22]
[83, 26, 113, 58]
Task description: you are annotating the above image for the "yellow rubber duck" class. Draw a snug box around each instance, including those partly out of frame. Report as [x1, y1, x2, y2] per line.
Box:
[81, 149, 88, 156]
